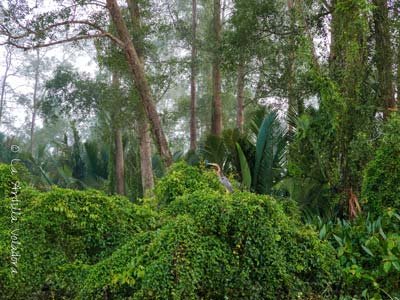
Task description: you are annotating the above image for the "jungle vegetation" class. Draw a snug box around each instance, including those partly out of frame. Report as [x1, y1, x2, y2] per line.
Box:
[0, 0, 399, 299]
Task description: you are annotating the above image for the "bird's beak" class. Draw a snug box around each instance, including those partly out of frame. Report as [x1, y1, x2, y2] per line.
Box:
[206, 163, 219, 168]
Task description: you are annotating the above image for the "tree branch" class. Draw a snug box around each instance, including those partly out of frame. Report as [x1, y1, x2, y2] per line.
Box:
[3, 33, 123, 50]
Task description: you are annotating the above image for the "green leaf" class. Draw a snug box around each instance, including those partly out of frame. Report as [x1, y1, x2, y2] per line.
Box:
[361, 245, 374, 257]
[236, 143, 251, 190]
[319, 224, 327, 239]
[392, 261, 400, 271]
[333, 234, 343, 246]
[383, 261, 392, 273]
[379, 227, 386, 240]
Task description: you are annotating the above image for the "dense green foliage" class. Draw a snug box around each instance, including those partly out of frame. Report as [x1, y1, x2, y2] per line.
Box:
[1, 163, 342, 299]
[0, 164, 156, 299]
[362, 115, 400, 215]
[1, 0, 400, 298]
[79, 163, 340, 299]
[312, 208, 400, 298]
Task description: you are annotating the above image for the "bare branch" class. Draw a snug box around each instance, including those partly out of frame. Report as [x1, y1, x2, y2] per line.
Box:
[4, 33, 123, 50]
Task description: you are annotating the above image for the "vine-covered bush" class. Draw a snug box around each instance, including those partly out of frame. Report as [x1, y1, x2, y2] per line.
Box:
[0, 162, 29, 200]
[0, 185, 156, 299]
[1, 162, 343, 299]
[80, 163, 340, 299]
[154, 162, 223, 206]
[362, 115, 400, 215]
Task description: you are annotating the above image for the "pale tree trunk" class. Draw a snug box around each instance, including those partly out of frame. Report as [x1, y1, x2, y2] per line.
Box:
[127, 0, 155, 195]
[372, 0, 395, 117]
[106, 0, 172, 166]
[236, 61, 245, 133]
[112, 72, 125, 195]
[0, 46, 12, 126]
[138, 108, 154, 196]
[190, 0, 197, 150]
[211, 0, 223, 136]
[30, 49, 40, 156]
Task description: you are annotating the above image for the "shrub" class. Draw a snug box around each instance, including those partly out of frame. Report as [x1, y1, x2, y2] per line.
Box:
[80, 163, 340, 299]
[362, 115, 400, 215]
[154, 161, 223, 206]
[0, 186, 154, 299]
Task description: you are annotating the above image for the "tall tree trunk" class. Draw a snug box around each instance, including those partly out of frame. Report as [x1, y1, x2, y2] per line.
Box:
[286, 0, 297, 136]
[190, 0, 198, 151]
[30, 49, 40, 157]
[138, 109, 154, 196]
[373, 0, 395, 117]
[236, 61, 245, 132]
[114, 127, 125, 195]
[211, 0, 222, 136]
[112, 72, 126, 195]
[329, 0, 368, 218]
[127, 0, 155, 195]
[0, 46, 12, 126]
[329, 0, 337, 67]
[106, 0, 172, 166]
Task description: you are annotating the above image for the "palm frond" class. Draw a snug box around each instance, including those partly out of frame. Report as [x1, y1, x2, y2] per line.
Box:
[236, 143, 252, 190]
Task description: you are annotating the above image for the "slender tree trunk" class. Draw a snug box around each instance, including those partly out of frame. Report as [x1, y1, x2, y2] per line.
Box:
[114, 127, 125, 195]
[30, 49, 40, 156]
[211, 0, 222, 136]
[397, 1, 400, 105]
[0, 46, 12, 126]
[106, 0, 172, 166]
[190, 0, 197, 150]
[236, 61, 245, 132]
[329, 0, 337, 67]
[112, 72, 126, 195]
[287, 0, 297, 136]
[127, 0, 155, 195]
[373, 0, 395, 117]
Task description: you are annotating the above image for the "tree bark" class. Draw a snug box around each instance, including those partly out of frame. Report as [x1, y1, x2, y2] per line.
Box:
[106, 0, 172, 166]
[114, 127, 125, 195]
[190, 0, 198, 150]
[211, 0, 223, 136]
[138, 109, 154, 196]
[236, 61, 245, 133]
[30, 49, 40, 157]
[287, 0, 297, 136]
[112, 72, 126, 195]
[372, 0, 395, 117]
[0, 46, 12, 126]
[127, 0, 155, 196]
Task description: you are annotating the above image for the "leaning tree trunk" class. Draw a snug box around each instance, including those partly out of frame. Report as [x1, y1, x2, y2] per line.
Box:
[373, 0, 395, 117]
[190, 0, 198, 151]
[30, 49, 40, 157]
[236, 60, 245, 133]
[211, 0, 222, 136]
[106, 0, 172, 166]
[127, 0, 155, 195]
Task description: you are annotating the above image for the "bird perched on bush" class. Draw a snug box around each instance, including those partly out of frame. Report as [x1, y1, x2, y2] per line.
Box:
[206, 162, 234, 193]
